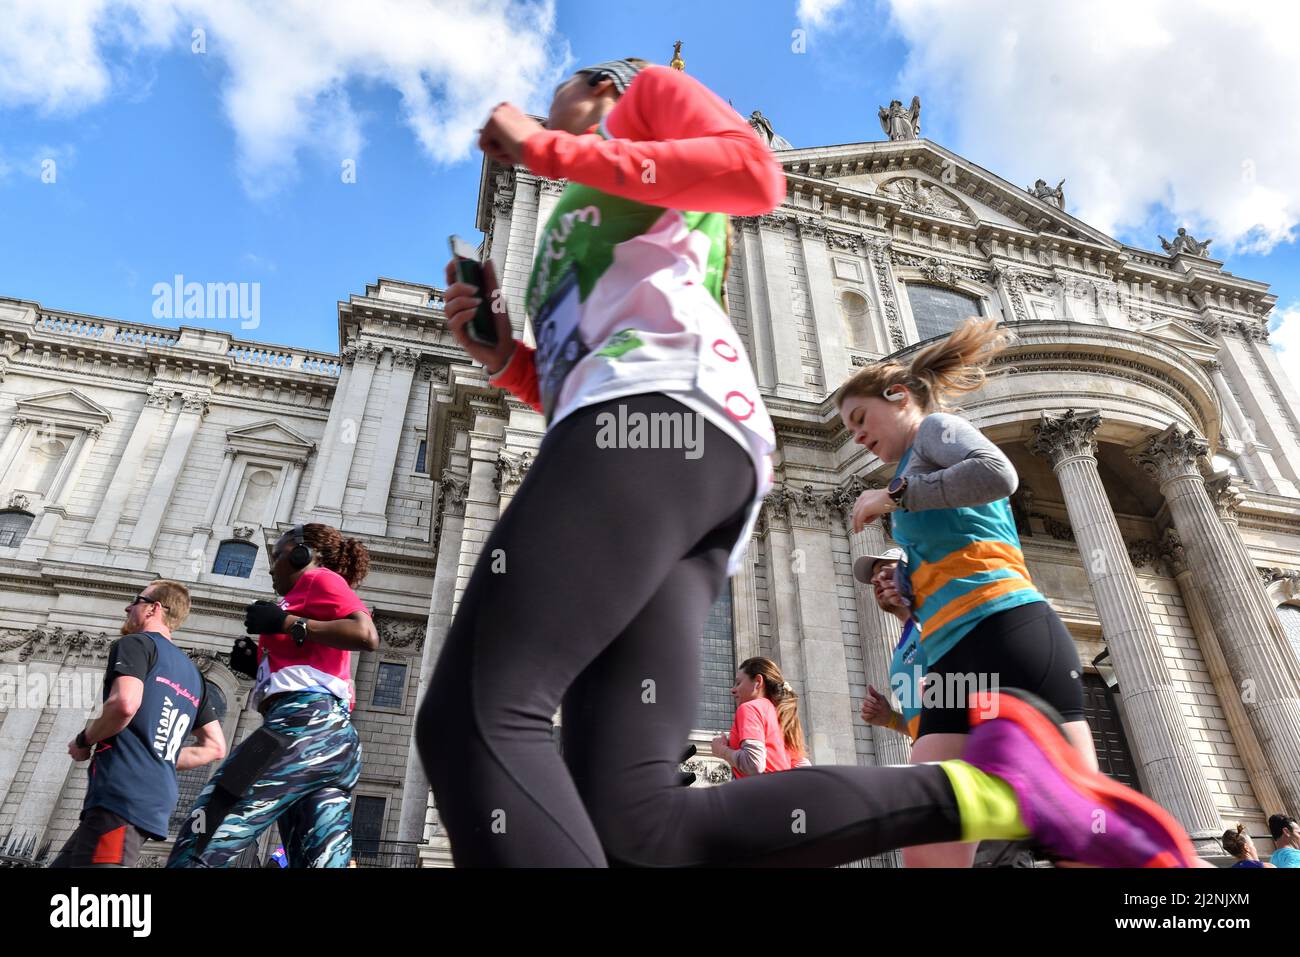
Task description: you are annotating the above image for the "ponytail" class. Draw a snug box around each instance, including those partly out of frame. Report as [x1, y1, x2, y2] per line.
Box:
[1221, 823, 1249, 858]
[738, 657, 807, 761]
[835, 317, 1010, 414]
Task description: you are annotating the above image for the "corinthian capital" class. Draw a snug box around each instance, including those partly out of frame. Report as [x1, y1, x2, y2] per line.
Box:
[437, 469, 469, 515]
[1204, 472, 1245, 519]
[1028, 409, 1101, 466]
[1130, 425, 1208, 486]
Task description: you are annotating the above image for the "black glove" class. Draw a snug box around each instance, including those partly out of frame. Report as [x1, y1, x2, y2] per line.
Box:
[244, 600, 288, 636]
[230, 637, 259, 679]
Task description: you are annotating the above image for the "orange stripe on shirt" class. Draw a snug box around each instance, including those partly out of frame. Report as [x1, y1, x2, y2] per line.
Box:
[911, 541, 1032, 605]
[921, 578, 1038, 637]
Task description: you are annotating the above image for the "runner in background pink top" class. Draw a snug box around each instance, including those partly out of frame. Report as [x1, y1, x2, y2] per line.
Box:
[253, 566, 371, 712]
[712, 656, 810, 777]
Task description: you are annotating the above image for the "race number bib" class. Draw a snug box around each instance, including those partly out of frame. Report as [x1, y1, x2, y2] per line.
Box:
[532, 267, 585, 421]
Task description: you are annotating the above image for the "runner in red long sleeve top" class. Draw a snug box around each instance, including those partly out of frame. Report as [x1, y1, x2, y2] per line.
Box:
[489, 64, 785, 419]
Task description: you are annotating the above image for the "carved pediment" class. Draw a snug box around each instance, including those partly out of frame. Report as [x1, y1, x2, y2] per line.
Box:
[15, 389, 112, 428]
[781, 140, 1114, 246]
[877, 176, 975, 224]
[1134, 317, 1221, 364]
[226, 419, 316, 459]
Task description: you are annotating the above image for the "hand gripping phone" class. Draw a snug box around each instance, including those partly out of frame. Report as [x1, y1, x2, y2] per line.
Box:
[448, 235, 499, 347]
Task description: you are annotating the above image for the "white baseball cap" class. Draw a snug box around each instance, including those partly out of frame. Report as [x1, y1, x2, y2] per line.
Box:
[853, 547, 905, 584]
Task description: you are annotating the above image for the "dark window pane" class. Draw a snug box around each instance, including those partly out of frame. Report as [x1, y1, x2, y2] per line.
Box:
[696, 586, 735, 730]
[1081, 672, 1141, 793]
[170, 766, 213, 834]
[906, 284, 981, 341]
[372, 662, 407, 710]
[0, 510, 34, 548]
[415, 439, 427, 474]
[352, 796, 386, 863]
[213, 540, 257, 578]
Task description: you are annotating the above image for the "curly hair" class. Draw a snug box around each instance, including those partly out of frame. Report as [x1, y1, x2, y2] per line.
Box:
[297, 523, 371, 587]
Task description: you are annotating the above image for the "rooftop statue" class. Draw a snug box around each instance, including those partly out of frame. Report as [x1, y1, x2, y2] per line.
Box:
[878, 96, 921, 141]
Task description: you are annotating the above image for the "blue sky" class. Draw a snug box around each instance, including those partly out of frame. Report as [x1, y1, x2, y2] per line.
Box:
[1, 0, 1296, 376]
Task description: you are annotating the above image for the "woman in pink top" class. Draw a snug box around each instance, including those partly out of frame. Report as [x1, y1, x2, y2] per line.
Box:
[713, 657, 810, 777]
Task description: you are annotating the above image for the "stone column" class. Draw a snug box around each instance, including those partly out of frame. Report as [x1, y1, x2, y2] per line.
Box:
[12, 676, 93, 847]
[0, 661, 50, 811]
[1207, 359, 1296, 497]
[83, 387, 170, 548]
[354, 347, 419, 534]
[0, 415, 35, 491]
[731, 542, 763, 666]
[771, 483, 857, 765]
[1160, 528, 1286, 817]
[796, 216, 851, 394]
[121, 391, 208, 565]
[1032, 410, 1222, 843]
[310, 341, 381, 523]
[831, 478, 912, 770]
[1132, 424, 1300, 815]
[274, 456, 307, 525]
[756, 214, 805, 395]
[736, 219, 774, 389]
[864, 238, 908, 354]
[1220, 332, 1300, 490]
[398, 470, 468, 844]
[759, 490, 805, 690]
[304, 360, 355, 508]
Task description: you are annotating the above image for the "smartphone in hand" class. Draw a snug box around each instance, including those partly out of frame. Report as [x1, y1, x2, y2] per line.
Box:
[448, 235, 499, 347]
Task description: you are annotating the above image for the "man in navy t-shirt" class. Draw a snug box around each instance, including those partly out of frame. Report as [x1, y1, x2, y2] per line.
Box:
[51, 579, 227, 867]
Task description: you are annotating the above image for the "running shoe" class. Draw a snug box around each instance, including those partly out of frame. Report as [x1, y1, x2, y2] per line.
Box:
[963, 689, 1197, 868]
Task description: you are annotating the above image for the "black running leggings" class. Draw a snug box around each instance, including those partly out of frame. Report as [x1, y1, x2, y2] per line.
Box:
[416, 393, 963, 866]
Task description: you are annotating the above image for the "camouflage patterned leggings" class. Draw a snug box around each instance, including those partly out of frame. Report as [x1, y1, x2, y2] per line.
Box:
[167, 692, 361, 868]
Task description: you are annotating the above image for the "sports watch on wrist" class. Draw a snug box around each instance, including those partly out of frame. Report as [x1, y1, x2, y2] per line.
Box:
[886, 475, 909, 510]
[76, 729, 90, 749]
[289, 617, 310, 647]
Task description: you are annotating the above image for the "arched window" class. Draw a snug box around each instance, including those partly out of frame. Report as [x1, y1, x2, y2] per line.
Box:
[1279, 604, 1300, 667]
[0, 510, 34, 548]
[906, 284, 982, 341]
[213, 540, 258, 578]
[696, 586, 735, 730]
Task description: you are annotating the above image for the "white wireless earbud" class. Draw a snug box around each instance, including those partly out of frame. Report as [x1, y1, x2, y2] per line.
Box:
[883, 387, 905, 402]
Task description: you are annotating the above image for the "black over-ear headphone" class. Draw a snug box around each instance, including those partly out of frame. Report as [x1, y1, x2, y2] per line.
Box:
[288, 524, 312, 570]
[585, 70, 607, 87]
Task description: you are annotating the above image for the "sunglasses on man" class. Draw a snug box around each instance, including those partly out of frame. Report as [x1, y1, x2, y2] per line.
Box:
[127, 594, 169, 611]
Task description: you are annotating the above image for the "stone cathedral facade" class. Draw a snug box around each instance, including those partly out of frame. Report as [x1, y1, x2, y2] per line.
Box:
[2, 119, 1300, 867]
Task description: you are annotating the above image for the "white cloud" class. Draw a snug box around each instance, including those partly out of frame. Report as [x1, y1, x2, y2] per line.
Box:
[0, 0, 567, 195]
[797, 0, 851, 27]
[1271, 304, 1300, 394]
[817, 0, 1300, 256]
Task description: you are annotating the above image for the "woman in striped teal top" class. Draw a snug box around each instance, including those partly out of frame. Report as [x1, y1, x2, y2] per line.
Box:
[837, 317, 1098, 867]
